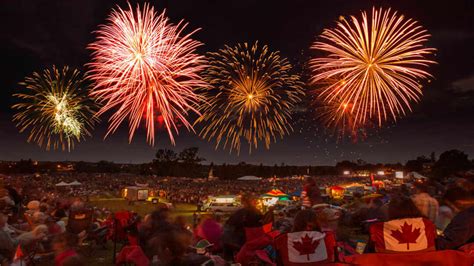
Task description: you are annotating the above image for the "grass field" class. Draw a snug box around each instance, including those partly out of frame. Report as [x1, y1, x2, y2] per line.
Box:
[90, 198, 198, 218]
[37, 199, 200, 265]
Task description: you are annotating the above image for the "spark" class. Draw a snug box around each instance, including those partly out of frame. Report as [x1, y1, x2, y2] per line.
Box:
[12, 66, 98, 151]
[310, 7, 435, 131]
[196, 42, 304, 154]
[88, 3, 206, 145]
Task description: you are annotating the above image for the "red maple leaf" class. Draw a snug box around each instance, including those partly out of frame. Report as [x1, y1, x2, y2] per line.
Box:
[390, 222, 422, 250]
[292, 233, 321, 260]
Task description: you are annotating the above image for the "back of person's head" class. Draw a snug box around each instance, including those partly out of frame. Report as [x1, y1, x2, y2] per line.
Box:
[372, 198, 384, 208]
[53, 232, 78, 251]
[149, 228, 192, 265]
[399, 184, 410, 195]
[241, 194, 256, 209]
[293, 210, 318, 232]
[413, 182, 429, 193]
[388, 196, 423, 220]
[33, 224, 49, 236]
[444, 187, 474, 211]
[174, 215, 187, 229]
[305, 177, 315, 186]
[150, 208, 171, 226]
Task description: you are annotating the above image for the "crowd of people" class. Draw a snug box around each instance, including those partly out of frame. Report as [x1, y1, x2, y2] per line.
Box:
[0, 172, 473, 265]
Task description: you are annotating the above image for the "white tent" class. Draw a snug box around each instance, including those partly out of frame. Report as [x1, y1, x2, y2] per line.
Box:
[68, 180, 82, 186]
[237, 175, 262, 181]
[406, 172, 428, 180]
[55, 181, 69, 187]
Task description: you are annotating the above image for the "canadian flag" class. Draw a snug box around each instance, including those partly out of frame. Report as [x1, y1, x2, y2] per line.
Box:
[370, 217, 436, 253]
[275, 231, 336, 266]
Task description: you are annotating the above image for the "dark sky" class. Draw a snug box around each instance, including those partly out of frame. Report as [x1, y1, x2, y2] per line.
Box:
[0, 0, 473, 166]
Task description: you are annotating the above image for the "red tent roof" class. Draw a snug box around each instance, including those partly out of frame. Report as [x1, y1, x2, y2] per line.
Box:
[264, 189, 287, 197]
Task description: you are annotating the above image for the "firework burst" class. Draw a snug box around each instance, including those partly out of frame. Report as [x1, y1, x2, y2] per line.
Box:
[310, 7, 435, 130]
[12, 66, 98, 151]
[88, 3, 206, 145]
[316, 97, 368, 141]
[196, 42, 304, 154]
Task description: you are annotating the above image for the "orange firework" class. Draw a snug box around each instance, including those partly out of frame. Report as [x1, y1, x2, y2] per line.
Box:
[88, 3, 206, 145]
[310, 7, 435, 129]
[196, 42, 304, 154]
[316, 97, 369, 141]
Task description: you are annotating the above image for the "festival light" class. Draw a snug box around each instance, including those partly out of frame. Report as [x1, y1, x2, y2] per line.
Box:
[196, 42, 304, 154]
[310, 7, 435, 130]
[12, 66, 98, 151]
[88, 3, 206, 145]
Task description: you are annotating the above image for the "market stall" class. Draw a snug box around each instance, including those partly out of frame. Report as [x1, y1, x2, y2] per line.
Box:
[329, 185, 345, 199]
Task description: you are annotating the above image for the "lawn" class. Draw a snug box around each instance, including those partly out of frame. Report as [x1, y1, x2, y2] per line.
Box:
[90, 198, 198, 218]
[35, 199, 199, 265]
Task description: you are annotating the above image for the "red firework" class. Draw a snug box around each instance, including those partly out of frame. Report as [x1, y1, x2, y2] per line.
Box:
[88, 3, 206, 145]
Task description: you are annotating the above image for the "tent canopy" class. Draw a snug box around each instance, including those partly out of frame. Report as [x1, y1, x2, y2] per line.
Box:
[55, 181, 69, 186]
[408, 172, 428, 179]
[263, 189, 287, 197]
[237, 175, 262, 181]
[262, 189, 289, 201]
[68, 181, 82, 186]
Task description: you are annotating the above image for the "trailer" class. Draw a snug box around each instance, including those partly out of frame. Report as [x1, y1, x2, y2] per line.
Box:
[122, 186, 149, 201]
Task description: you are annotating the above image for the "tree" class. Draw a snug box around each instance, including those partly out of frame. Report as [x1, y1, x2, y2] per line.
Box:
[96, 161, 119, 173]
[432, 150, 470, 179]
[75, 161, 95, 172]
[178, 147, 204, 164]
[177, 147, 205, 178]
[335, 160, 358, 172]
[153, 149, 178, 176]
[15, 159, 35, 173]
[405, 156, 431, 173]
[155, 149, 177, 163]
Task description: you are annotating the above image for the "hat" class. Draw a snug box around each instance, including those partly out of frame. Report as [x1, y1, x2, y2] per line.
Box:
[193, 239, 213, 254]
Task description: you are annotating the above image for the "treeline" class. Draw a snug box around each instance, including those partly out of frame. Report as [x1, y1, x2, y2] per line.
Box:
[1, 148, 472, 180]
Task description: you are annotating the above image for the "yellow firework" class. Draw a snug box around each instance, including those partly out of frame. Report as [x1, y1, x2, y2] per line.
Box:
[196, 42, 304, 154]
[12, 66, 99, 151]
[310, 7, 436, 128]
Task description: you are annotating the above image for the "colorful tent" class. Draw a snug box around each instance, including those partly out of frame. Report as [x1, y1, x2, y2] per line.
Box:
[262, 189, 289, 200]
[330, 186, 344, 191]
[329, 186, 345, 199]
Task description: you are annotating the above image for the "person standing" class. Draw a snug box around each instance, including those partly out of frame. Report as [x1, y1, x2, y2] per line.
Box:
[301, 177, 322, 208]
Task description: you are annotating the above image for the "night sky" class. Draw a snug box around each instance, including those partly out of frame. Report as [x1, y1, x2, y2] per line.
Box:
[0, 0, 473, 166]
